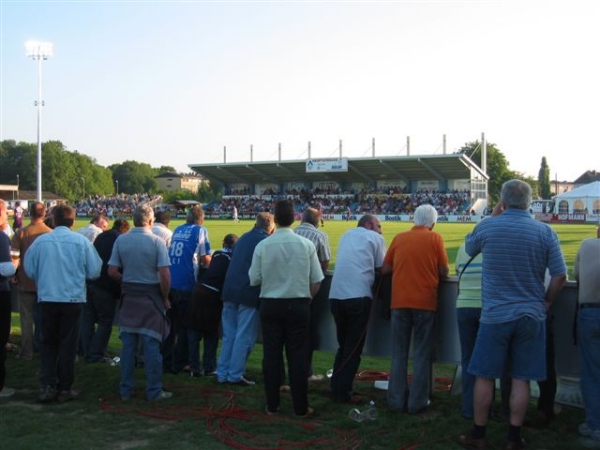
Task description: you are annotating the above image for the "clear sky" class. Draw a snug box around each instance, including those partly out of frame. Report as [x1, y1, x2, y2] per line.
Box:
[1, 0, 598, 182]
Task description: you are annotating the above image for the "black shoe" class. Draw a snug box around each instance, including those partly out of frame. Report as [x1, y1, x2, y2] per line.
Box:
[189, 371, 203, 378]
[38, 386, 58, 403]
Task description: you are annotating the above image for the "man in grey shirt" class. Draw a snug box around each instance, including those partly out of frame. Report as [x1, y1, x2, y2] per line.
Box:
[108, 204, 172, 402]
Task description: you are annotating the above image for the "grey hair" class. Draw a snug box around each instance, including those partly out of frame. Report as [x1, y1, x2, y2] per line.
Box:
[413, 204, 438, 227]
[501, 179, 532, 210]
[301, 208, 320, 227]
[133, 203, 154, 227]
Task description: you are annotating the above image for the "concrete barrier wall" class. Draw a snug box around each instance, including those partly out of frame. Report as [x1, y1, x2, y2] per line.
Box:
[312, 274, 580, 379]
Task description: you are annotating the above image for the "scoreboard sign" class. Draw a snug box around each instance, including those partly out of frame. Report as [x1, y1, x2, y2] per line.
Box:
[306, 158, 348, 173]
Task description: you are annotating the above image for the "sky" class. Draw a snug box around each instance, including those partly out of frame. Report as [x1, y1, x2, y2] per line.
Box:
[1, 0, 598, 182]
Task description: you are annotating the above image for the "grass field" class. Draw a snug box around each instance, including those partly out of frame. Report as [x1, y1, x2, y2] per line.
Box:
[0, 218, 595, 449]
[79, 217, 595, 276]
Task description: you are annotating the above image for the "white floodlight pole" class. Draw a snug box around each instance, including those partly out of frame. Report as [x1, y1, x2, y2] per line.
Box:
[26, 41, 53, 202]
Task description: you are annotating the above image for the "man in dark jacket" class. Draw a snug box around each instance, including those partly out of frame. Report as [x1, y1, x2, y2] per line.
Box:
[187, 233, 238, 377]
[81, 219, 130, 363]
[216, 213, 274, 386]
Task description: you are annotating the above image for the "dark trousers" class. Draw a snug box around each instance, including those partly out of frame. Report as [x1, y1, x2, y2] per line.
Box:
[330, 297, 371, 402]
[260, 297, 310, 415]
[162, 289, 190, 372]
[39, 302, 83, 391]
[81, 285, 118, 362]
[0, 290, 12, 390]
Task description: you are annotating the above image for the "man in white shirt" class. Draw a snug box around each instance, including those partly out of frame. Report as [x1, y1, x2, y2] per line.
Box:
[328, 214, 386, 403]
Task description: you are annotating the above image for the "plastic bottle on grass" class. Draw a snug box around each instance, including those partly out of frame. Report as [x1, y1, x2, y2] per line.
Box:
[348, 400, 378, 422]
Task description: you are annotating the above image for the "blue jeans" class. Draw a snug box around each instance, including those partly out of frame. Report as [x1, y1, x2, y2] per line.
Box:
[82, 285, 118, 362]
[387, 308, 435, 414]
[457, 307, 482, 419]
[119, 331, 163, 400]
[330, 297, 371, 402]
[217, 302, 259, 383]
[188, 329, 219, 373]
[578, 308, 600, 430]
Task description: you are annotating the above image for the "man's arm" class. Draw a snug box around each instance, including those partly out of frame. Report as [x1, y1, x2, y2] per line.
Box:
[544, 274, 567, 311]
[380, 262, 393, 275]
[310, 282, 321, 298]
[158, 266, 171, 309]
[438, 264, 449, 279]
[108, 265, 122, 283]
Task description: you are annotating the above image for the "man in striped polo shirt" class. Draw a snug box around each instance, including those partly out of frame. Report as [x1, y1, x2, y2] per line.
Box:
[295, 207, 331, 382]
[459, 179, 566, 450]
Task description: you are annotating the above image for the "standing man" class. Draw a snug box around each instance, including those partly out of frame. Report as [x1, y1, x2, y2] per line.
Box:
[12, 201, 24, 231]
[460, 179, 566, 450]
[232, 205, 239, 223]
[77, 214, 108, 243]
[82, 219, 130, 363]
[25, 204, 102, 403]
[152, 210, 173, 248]
[217, 212, 274, 386]
[294, 207, 331, 382]
[10, 201, 52, 361]
[187, 233, 238, 377]
[574, 225, 600, 442]
[108, 204, 172, 401]
[249, 200, 324, 417]
[0, 200, 18, 397]
[166, 205, 211, 374]
[381, 204, 449, 414]
[328, 214, 386, 403]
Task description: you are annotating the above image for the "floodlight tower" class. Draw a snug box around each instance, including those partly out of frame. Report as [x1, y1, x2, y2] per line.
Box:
[26, 40, 53, 202]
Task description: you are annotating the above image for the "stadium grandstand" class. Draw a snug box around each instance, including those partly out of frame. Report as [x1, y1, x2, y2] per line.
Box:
[189, 152, 489, 222]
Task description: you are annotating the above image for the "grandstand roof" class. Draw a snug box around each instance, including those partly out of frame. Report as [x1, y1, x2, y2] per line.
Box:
[189, 153, 486, 186]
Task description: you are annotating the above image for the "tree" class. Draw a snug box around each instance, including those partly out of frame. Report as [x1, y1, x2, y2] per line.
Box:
[109, 161, 158, 194]
[538, 157, 552, 199]
[458, 141, 541, 203]
[457, 141, 514, 204]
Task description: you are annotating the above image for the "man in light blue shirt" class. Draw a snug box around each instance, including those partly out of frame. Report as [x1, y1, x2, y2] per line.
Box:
[25, 204, 102, 404]
[249, 200, 323, 417]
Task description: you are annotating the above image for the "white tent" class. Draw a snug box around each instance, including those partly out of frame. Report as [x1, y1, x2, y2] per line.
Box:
[553, 181, 600, 214]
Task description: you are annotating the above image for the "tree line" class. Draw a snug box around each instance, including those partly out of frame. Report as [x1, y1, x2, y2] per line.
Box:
[1, 139, 552, 205]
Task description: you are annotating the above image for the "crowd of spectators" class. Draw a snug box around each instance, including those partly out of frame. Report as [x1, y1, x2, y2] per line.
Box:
[74, 193, 163, 218]
[209, 189, 472, 216]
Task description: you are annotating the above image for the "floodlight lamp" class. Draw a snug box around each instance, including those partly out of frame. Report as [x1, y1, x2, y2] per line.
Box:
[25, 41, 54, 59]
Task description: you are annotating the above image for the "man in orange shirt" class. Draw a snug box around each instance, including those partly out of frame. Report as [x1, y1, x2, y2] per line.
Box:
[381, 204, 449, 414]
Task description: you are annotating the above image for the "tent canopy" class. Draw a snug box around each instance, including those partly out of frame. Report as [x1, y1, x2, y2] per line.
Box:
[553, 181, 600, 214]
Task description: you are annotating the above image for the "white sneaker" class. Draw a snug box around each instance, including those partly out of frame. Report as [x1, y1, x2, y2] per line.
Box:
[151, 390, 173, 401]
[0, 387, 15, 398]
